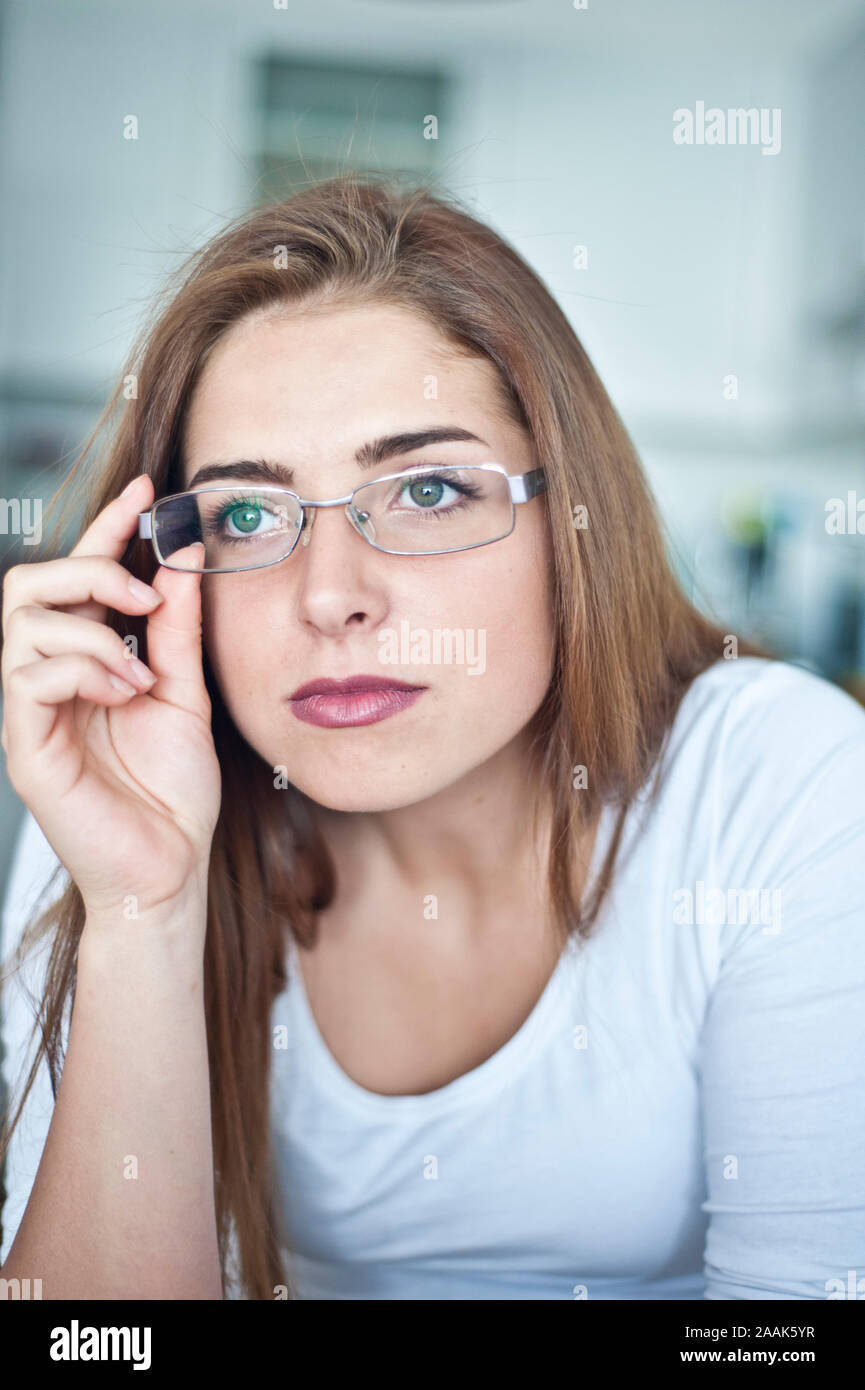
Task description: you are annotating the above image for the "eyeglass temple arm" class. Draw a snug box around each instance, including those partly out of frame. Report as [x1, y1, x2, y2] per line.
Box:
[138, 513, 153, 539]
[508, 469, 547, 504]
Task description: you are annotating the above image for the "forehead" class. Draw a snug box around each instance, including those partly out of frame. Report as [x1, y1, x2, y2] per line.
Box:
[180, 302, 507, 483]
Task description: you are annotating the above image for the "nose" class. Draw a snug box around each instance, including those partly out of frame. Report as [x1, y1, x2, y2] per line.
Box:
[298, 505, 315, 547]
[298, 502, 368, 548]
[291, 502, 390, 638]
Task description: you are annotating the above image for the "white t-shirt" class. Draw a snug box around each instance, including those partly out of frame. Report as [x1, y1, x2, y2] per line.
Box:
[3, 655, 865, 1299]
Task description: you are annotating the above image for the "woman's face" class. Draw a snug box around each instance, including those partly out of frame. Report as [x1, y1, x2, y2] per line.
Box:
[180, 301, 555, 812]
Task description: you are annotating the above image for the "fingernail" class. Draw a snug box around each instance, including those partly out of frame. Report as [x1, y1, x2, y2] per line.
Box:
[127, 657, 157, 687]
[109, 674, 136, 694]
[128, 576, 163, 605]
[121, 475, 142, 498]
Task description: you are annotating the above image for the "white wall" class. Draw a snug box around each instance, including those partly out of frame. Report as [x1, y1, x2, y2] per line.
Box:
[0, 0, 860, 440]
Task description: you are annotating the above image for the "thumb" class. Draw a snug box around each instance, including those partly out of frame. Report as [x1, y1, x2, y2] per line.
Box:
[141, 541, 210, 719]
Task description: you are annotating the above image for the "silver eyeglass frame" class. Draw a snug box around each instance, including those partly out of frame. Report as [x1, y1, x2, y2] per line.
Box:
[137, 462, 547, 573]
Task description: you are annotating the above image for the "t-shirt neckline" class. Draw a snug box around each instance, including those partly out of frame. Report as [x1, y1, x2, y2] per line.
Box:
[283, 801, 615, 1118]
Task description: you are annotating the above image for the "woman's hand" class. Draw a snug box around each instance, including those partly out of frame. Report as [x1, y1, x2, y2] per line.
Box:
[0, 474, 222, 924]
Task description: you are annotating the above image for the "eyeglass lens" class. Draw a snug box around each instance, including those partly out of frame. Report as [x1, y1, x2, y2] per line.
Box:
[151, 467, 516, 570]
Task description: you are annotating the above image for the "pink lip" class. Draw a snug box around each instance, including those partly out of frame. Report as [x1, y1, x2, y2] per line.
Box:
[288, 674, 427, 728]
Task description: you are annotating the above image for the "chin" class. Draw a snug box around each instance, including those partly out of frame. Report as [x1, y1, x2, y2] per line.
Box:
[286, 764, 462, 815]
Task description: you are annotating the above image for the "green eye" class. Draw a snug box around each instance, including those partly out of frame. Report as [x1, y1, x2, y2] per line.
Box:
[405, 478, 446, 508]
[226, 503, 262, 534]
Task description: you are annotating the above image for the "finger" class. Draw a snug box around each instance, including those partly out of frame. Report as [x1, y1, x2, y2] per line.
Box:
[1, 553, 163, 642]
[4, 652, 140, 767]
[143, 542, 210, 720]
[1, 603, 157, 692]
[70, 472, 154, 561]
[68, 472, 157, 625]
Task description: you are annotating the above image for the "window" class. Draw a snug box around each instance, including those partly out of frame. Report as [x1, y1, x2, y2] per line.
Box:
[254, 54, 449, 199]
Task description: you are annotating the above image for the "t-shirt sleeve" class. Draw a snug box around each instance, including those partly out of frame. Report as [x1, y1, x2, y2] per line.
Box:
[0, 811, 69, 1266]
[698, 663, 865, 1299]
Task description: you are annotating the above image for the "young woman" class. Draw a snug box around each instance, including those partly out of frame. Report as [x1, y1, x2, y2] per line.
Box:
[1, 177, 864, 1302]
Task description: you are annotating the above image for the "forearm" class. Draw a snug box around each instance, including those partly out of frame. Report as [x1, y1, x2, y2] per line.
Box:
[1, 904, 222, 1299]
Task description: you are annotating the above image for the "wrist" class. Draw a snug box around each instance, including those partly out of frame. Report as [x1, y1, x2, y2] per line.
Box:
[80, 880, 209, 950]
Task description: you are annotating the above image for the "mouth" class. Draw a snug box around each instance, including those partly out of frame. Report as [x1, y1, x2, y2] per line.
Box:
[287, 674, 427, 728]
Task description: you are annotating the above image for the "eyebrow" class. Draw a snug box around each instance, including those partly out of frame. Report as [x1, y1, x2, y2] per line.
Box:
[185, 426, 489, 490]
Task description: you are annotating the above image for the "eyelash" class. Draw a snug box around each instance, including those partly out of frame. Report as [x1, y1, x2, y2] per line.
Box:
[202, 472, 484, 543]
[202, 493, 285, 544]
[388, 472, 483, 519]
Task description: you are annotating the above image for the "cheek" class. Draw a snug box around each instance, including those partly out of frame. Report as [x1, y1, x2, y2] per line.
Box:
[478, 539, 555, 683]
[201, 584, 276, 708]
[430, 549, 554, 714]
[488, 574, 555, 699]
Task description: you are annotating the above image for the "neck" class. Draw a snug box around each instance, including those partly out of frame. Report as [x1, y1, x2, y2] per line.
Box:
[312, 732, 589, 947]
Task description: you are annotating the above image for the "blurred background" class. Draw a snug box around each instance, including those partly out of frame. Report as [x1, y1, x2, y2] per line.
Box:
[1, 0, 865, 887]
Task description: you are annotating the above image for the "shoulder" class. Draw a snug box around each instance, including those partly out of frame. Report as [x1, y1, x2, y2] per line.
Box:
[670, 654, 865, 755]
[1, 811, 67, 966]
[1, 809, 69, 1136]
[1, 809, 68, 1087]
[687, 666, 865, 1298]
[629, 657, 865, 950]
[657, 656, 865, 826]
[0, 813, 68, 1267]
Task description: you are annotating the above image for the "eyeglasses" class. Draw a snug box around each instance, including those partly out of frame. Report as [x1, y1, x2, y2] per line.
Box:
[137, 463, 547, 573]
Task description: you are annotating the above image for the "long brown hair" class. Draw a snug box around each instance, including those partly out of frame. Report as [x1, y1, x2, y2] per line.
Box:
[1, 173, 764, 1298]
